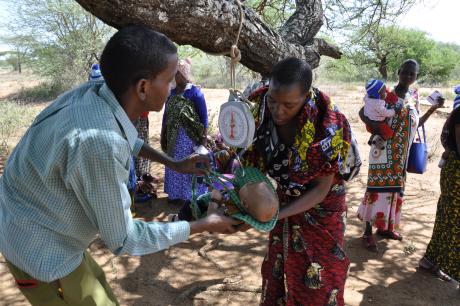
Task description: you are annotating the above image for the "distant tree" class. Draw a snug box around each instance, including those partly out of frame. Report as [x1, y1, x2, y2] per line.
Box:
[2, 0, 114, 88]
[0, 35, 36, 73]
[347, 26, 460, 82]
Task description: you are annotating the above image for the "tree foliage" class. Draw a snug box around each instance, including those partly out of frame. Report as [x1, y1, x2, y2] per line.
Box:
[1, 0, 114, 88]
[323, 0, 420, 38]
[346, 26, 460, 83]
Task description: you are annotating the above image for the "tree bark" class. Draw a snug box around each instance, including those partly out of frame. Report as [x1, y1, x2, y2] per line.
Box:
[378, 55, 388, 80]
[75, 0, 341, 76]
[16, 51, 22, 74]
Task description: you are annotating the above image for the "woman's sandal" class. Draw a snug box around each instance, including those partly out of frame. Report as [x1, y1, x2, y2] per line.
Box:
[362, 235, 379, 252]
[418, 257, 453, 282]
[376, 229, 403, 241]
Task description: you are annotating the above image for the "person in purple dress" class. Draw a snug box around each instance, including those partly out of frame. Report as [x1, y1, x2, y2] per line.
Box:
[162, 58, 208, 203]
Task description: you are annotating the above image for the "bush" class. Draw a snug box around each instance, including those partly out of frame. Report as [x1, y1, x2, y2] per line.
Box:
[8, 82, 65, 104]
[316, 57, 377, 83]
[0, 100, 39, 153]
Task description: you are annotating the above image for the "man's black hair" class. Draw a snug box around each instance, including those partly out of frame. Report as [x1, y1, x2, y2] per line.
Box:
[270, 57, 313, 93]
[100, 25, 177, 98]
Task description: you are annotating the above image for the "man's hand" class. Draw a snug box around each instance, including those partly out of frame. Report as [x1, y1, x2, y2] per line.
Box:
[174, 153, 211, 174]
[190, 213, 240, 235]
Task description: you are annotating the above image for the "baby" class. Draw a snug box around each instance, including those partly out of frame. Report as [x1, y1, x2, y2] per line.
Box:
[364, 79, 401, 148]
[175, 178, 279, 224]
[210, 181, 278, 222]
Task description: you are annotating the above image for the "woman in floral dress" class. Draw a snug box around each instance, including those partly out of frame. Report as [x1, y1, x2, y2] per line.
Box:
[243, 57, 352, 306]
[358, 59, 444, 251]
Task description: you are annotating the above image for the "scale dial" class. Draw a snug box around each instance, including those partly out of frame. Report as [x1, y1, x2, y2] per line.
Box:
[219, 102, 250, 148]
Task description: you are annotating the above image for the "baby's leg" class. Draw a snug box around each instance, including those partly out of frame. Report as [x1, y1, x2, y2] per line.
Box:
[363, 115, 383, 135]
[377, 122, 394, 140]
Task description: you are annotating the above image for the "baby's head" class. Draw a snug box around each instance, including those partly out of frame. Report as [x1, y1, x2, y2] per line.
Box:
[238, 181, 279, 223]
[366, 79, 386, 100]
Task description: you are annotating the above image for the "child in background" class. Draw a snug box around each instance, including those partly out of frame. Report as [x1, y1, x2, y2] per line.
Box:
[88, 63, 104, 81]
[363, 79, 401, 148]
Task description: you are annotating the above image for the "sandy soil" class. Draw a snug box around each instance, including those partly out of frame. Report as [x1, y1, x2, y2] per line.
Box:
[0, 76, 458, 306]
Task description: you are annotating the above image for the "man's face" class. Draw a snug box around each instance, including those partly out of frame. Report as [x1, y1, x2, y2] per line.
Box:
[144, 54, 178, 112]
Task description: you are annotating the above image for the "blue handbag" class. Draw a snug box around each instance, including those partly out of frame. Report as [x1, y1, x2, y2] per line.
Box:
[407, 125, 428, 174]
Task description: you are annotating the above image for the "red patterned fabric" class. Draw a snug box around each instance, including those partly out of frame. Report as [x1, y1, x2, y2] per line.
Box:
[244, 87, 351, 306]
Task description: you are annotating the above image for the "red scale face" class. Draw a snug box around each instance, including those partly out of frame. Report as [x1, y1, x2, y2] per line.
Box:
[219, 104, 249, 147]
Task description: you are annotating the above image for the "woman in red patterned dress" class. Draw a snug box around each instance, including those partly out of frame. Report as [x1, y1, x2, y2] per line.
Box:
[242, 58, 352, 306]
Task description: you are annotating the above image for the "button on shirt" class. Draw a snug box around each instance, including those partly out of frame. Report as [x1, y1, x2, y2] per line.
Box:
[0, 82, 190, 282]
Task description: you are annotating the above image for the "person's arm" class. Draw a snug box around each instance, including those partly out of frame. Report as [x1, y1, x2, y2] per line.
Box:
[419, 97, 445, 126]
[191, 88, 208, 146]
[69, 136, 238, 256]
[138, 142, 210, 174]
[359, 107, 382, 132]
[375, 102, 395, 118]
[278, 174, 334, 219]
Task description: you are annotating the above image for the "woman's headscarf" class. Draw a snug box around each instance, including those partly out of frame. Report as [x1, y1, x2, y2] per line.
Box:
[178, 58, 192, 81]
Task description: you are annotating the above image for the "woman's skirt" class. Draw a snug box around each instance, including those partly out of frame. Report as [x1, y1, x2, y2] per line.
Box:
[164, 128, 207, 201]
[357, 191, 403, 231]
[261, 202, 349, 305]
[424, 153, 460, 282]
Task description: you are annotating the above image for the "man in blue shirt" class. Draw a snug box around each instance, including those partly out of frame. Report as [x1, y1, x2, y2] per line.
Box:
[0, 25, 238, 306]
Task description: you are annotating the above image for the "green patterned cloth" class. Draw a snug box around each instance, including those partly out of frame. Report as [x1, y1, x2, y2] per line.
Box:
[191, 167, 279, 232]
[161, 95, 204, 155]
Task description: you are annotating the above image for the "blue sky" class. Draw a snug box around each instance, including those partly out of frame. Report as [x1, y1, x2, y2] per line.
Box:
[0, 0, 458, 51]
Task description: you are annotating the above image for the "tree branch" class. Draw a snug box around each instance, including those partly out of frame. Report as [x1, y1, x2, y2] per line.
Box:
[279, 0, 323, 45]
[75, 0, 341, 76]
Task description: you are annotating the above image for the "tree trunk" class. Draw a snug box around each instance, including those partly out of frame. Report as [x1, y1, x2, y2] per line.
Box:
[75, 0, 341, 76]
[17, 51, 22, 74]
[378, 55, 387, 80]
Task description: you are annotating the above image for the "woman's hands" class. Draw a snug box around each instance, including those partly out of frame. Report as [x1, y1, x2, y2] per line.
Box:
[433, 96, 445, 109]
[278, 174, 334, 220]
[419, 96, 445, 126]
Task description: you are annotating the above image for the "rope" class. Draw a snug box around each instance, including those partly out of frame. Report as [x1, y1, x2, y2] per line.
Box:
[230, 0, 244, 89]
[205, 0, 244, 89]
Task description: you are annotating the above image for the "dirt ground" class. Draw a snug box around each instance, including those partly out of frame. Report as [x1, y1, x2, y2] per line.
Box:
[0, 73, 458, 305]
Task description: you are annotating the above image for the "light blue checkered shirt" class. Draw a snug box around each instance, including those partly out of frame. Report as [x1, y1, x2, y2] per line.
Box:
[0, 82, 190, 282]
